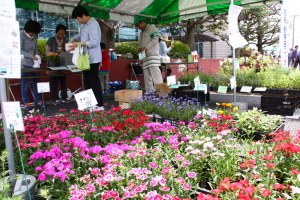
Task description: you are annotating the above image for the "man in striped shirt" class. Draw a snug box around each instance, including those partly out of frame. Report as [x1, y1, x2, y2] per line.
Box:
[135, 17, 163, 92]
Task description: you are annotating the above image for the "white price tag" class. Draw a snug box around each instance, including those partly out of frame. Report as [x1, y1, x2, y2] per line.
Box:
[167, 75, 176, 86]
[2, 102, 24, 131]
[230, 77, 236, 89]
[37, 82, 50, 93]
[193, 76, 200, 90]
[240, 86, 253, 93]
[74, 89, 98, 110]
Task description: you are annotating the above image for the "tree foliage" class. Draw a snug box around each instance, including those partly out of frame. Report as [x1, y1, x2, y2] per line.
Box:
[208, 4, 280, 53]
[239, 4, 280, 53]
[158, 14, 227, 51]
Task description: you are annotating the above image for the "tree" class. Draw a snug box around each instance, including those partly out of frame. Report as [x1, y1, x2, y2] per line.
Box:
[209, 4, 280, 53]
[96, 19, 122, 49]
[238, 5, 280, 53]
[159, 14, 227, 51]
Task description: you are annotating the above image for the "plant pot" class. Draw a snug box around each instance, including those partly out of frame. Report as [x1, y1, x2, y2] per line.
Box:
[237, 122, 285, 141]
[288, 89, 300, 96]
[47, 61, 60, 67]
[265, 88, 288, 95]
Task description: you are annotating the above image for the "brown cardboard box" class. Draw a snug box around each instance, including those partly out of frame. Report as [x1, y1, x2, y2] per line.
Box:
[114, 89, 143, 102]
[119, 101, 131, 109]
[155, 83, 173, 97]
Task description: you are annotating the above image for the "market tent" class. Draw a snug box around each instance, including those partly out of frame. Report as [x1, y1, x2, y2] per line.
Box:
[15, 0, 281, 24]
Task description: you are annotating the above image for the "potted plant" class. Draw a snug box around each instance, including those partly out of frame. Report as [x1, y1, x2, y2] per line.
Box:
[46, 53, 60, 67]
[233, 107, 284, 140]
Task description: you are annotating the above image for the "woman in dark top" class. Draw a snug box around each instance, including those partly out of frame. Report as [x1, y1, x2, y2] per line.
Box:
[46, 24, 70, 105]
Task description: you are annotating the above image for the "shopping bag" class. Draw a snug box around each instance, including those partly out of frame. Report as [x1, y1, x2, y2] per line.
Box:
[77, 44, 90, 71]
[72, 46, 79, 66]
[160, 55, 171, 63]
[126, 79, 140, 90]
[186, 54, 193, 62]
[130, 62, 143, 75]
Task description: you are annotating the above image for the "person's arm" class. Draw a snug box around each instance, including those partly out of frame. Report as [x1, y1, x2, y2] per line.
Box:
[46, 45, 52, 55]
[46, 38, 53, 55]
[160, 42, 169, 55]
[143, 25, 159, 51]
[20, 34, 36, 59]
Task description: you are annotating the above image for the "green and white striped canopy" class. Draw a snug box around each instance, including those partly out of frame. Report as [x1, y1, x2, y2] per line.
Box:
[15, 0, 281, 24]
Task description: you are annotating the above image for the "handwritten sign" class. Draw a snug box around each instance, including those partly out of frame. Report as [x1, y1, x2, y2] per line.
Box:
[240, 86, 253, 93]
[37, 82, 50, 93]
[230, 77, 236, 89]
[167, 75, 176, 86]
[2, 102, 24, 131]
[218, 86, 228, 94]
[74, 89, 98, 110]
[193, 76, 200, 90]
[254, 87, 267, 92]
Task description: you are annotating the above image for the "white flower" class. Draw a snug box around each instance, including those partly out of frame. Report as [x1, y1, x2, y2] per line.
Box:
[203, 142, 214, 148]
[185, 146, 194, 151]
[291, 186, 300, 194]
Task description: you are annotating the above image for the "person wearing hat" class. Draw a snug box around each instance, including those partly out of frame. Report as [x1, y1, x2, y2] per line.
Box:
[135, 17, 163, 92]
[159, 34, 174, 79]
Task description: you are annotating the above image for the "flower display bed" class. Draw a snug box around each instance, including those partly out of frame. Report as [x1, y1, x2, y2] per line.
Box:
[1, 103, 299, 200]
[171, 90, 210, 104]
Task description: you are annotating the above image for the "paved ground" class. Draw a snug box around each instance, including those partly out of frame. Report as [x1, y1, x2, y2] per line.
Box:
[25, 93, 300, 136]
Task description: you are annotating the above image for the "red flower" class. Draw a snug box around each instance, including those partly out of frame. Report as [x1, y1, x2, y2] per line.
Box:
[265, 163, 276, 168]
[260, 154, 274, 160]
[273, 184, 286, 190]
[260, 189, 271, 196]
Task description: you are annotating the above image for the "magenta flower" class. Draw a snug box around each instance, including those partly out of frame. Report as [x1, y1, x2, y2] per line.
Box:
[187, 172, 197, 178]
[149, 162, 158, 168]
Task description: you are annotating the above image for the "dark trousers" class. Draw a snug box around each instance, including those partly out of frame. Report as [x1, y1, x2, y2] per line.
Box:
[50, 76, 68, 101]
[294, 57, 300, 69]
[83, 63, 103, 107]
[159, 65, 172, 81]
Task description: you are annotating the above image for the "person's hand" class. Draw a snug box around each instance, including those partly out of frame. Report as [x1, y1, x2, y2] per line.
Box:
[171, 41, 174, 45]
[141, 47, 147, 52]
[32, 56, 38, 60]
[171, 45, 174, 48]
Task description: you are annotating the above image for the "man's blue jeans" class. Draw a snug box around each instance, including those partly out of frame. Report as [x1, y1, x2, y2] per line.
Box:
[21, 65, 40, 103]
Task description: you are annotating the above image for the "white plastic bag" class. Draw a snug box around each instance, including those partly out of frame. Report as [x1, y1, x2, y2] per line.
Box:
[160, 55, 170, 63]
[178, 64, 187, 72]
[72, 43, 80, 66]
[138, 51, 146, 60]
[32, 55, 42, 68]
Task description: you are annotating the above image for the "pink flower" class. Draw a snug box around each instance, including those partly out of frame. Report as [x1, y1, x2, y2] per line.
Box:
[149, 162, 158, 168]
[89, 168, 100, 175]
[163, 159, 170, 164]
[187, 172, 197, 178]
[265, 163, 276, 168]
[261, 189, 271, 196]
[159, 186, 170, 191]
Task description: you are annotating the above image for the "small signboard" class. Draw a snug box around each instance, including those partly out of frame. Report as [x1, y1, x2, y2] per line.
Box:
[37, 82, 50, 93]
[74, 89, 98, 110]
[240, 86, 253, 93]
[218, 86, 228, 94]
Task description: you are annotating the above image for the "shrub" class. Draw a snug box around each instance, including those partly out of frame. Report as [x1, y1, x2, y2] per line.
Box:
[115, 41, 139, 59]
[37, 39, 47, 58]
[168, 40, 190, 59]
[115, 40, 190, 59]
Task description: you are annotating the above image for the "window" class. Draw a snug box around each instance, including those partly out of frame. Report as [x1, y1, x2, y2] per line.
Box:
[194, 42, 203, 58]
[16, 8, 79, 40]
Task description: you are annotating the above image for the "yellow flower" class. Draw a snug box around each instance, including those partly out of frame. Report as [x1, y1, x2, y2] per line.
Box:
[221, 103, 232, 107]
[216, 103, 220, 106]
[233, 106, 239, 111]
[218, 110, 224, 114]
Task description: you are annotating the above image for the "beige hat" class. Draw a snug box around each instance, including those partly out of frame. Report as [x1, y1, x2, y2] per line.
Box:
[161, 35, 169, 41]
